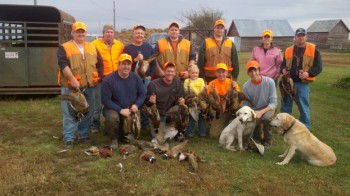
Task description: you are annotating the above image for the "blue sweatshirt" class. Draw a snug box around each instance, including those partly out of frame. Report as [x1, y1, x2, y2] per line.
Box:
[123, 43, 157, 76]
[102, 71, 146, 112]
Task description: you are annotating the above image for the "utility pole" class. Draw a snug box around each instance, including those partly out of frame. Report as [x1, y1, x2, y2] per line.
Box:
[113, 1, 116, 31]
[34, 0, 37, 5]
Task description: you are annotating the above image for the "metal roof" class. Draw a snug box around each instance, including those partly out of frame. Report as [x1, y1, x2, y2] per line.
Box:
[307, 19, 349, 33]
[231, 19, 294, 37]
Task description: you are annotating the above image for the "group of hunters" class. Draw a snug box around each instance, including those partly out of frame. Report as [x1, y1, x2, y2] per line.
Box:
[57, 19, 322, 150]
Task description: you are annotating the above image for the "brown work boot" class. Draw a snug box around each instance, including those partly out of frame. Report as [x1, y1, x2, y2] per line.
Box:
[110, 139, 118, 150]
[155, 122, 166, 145]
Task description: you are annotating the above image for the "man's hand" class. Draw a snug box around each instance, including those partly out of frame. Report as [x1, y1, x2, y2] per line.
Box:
[255, 110, 264, 119]
[130, 104, 138, 113]
[299, 70, 309, 79]
[135, 53, 144, 62]
[120, 108, 131, 117]
[178, 97, 185, 105]
[282, 69, 289, 75]
[149, 95, 156, 104]
[70, 78, 80, 90]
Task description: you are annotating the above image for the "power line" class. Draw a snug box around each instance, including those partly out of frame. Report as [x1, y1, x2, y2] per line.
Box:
[88, 0, 110, 11]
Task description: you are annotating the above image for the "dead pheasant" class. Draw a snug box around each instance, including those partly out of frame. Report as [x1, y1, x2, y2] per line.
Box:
[208, 83, 221, 119]
[162, 140, 189, 159]
[143, 100, 160, 134]
[179, 150, 200, 172]
[135, 52, 159, 79]
[279, 74, 301, 112]
[224, 80, 245, 113]
[140, 150, 156, 164]
[122, 111, 141, 139]
[166, 104, 189, 140]
[119, 144, 138, 157]
[99, 145, 113, 158]
[185, 81, 201, 122]
[61, 89, 89, 121]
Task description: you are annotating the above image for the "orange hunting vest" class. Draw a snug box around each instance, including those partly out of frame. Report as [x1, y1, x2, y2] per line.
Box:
[285, 42, 316, 83]
[92, 38, 124, 76]
[58, 41, 99, 89]
[204, 38, 233, 77]
[157, 38, 190, 74]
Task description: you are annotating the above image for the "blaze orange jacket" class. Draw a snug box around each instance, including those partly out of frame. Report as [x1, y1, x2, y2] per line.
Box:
[203, 38, 234, 78]
[58, 41, 99, 89]
[157, 36, 194, 75]
[92, 38, 124, 76]
[285, 42, 316, 82]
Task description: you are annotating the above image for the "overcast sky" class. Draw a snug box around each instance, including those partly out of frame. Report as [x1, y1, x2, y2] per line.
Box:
[2, 0, 350, 35]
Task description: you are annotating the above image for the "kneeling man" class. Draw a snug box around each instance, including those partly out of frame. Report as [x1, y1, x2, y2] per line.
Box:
[243, 61, 277, 149]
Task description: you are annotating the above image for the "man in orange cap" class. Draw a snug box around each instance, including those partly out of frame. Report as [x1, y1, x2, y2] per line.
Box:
[243, 60, 277, 149]
[147, 61, 185, 142]
[250, 29, 282, 86]
[102, 53, 146, 149]
[57, 21, 104, 149]
[154, 22, 196, 80]
[198, 19, 239, 83]
[206, 63, 240, 138]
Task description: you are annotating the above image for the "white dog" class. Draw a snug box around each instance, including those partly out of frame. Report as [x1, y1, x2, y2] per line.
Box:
[270, 113, 337, 166]
[219, 106, 256, 151]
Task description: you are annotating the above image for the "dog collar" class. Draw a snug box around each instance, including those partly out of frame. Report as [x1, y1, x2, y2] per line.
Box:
[283, 119, 296, 135]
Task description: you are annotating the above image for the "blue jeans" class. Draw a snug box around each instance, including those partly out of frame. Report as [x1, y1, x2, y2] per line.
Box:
[141, 78, 151, 129]
[281, 82, 310, 129]
[253, 109, 274, 144]
[160, 115, 172, 123]
[91, 83, 102, 129]
[61, 86, 96, 143]
[186, 113, 206, 136]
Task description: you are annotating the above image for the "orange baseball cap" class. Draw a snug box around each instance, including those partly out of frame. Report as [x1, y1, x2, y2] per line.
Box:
[216, 63, 228, 71]
[262, 29, 273, 37]
[118, 53, 132, 62]
[214, 19, 225, 27]
[72, 21, 87, 31]
[163, 61, 176, 69]
[246, 61, 260, 72]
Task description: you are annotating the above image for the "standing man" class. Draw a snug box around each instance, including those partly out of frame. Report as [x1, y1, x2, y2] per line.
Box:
[123, 24, 157, 132]
[57, 21, 104, 149]
[243, 61, 277, 149]
[198, 19, 239, 83]
[280, 28, 322, 129]
[250, 29, 283, 86]
[123, 24, 156, 88]
[91, 24, 124, 133]
[154, 22, 196, 79]
[102, 54, 146, 149]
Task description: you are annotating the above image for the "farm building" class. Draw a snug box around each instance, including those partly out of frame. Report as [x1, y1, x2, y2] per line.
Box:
[226, 19, 294, 52]
[307, 19, 350, 50]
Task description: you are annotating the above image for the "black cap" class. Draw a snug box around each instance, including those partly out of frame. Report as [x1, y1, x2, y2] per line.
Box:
[295, 28, 307, 35]
[133, 25, 146, 31]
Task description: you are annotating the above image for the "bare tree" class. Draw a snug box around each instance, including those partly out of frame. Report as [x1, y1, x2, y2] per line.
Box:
[179, 7, 224, 29]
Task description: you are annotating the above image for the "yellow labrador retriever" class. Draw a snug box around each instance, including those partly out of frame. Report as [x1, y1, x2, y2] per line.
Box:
[219, 106, 256, 151]
[270, 113, 336, 166]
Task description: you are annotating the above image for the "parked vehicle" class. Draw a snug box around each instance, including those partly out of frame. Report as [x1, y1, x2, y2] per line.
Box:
[148, 33, 167, 49]
[0, 4, 75, 94]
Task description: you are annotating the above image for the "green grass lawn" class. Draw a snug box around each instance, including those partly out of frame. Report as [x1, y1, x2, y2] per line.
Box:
[0, 52, 349, 195]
